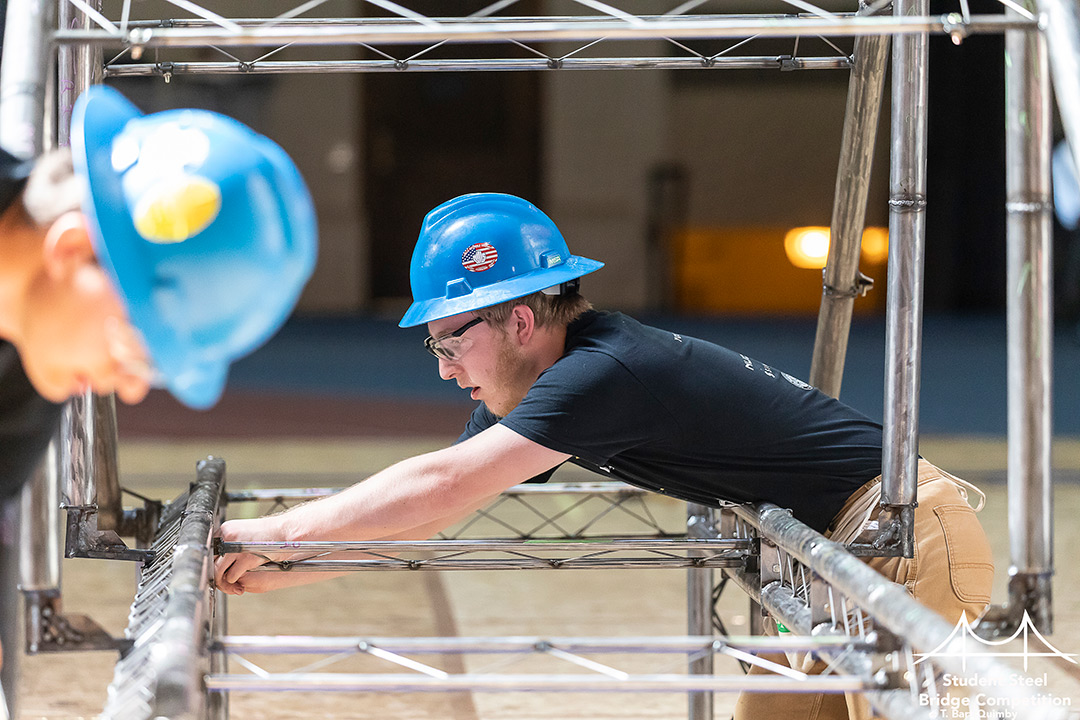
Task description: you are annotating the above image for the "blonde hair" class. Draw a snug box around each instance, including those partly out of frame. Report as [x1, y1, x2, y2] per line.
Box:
[475, 291, 592, 330]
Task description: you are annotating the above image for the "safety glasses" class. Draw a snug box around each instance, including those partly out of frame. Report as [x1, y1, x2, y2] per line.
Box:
[424, 317, 484, 361]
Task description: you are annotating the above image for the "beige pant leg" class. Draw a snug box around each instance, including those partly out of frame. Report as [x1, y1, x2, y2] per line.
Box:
[734, 461, 994, 720]
[733, 650, 849, 720]
[866, 462, 994, 625]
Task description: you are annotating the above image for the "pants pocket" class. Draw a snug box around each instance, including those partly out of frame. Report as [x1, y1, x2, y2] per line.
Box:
[933, 504, 994, 606]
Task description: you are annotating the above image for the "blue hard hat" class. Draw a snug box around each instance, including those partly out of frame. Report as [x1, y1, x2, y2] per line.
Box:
[71, 86, 317, 409]
[399, 193, 603, 327]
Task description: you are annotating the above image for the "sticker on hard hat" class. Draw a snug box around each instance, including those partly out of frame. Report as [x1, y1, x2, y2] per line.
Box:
[132, 175, 222, 244]
[461, 242, 499, 272]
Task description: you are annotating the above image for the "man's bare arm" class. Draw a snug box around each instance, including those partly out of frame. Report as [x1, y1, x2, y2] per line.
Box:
[214, 424, 569, 593]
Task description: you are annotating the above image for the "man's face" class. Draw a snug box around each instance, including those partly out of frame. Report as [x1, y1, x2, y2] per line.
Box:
[18, 213, 152, 405]
[427, 311, 536, 418]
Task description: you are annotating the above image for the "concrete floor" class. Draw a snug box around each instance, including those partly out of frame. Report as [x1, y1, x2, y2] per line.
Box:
[12, 436, 1080, 719]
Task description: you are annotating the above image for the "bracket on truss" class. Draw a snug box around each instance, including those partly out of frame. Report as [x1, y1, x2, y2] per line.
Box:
[845, 504, 915, 558]
[64, 495, 161, 563]
[22, 589, 132, 655]
[974, 571, 1053, 638]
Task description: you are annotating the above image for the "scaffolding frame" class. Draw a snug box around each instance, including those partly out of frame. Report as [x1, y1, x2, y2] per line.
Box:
[0, 0, 1068, 717]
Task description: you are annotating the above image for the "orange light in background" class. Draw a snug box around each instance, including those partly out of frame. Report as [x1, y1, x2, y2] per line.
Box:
[784, 227, 831, 269]
[860, 226, 889, 264]
[784, 226, 890, 269]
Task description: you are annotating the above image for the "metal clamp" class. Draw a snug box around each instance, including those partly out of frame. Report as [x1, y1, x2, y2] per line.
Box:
[823, 270, 875, 299]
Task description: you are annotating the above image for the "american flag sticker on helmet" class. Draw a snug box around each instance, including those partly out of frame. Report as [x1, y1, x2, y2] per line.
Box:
[462, 242, 499, 272]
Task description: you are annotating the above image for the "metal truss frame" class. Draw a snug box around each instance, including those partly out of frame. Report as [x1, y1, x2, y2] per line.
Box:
[93, 464, 1071, 720]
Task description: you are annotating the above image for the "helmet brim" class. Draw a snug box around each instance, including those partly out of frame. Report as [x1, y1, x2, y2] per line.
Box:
[399, 255, 604, 328]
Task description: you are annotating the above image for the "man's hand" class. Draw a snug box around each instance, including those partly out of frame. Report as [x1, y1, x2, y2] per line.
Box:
[214, 517, 281, 595]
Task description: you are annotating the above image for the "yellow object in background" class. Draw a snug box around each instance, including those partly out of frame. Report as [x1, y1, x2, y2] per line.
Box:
[672, 226, 889, 316]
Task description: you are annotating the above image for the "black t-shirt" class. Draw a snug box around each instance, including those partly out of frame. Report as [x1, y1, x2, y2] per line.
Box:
[459, 310, 884, 532]
[0, 148, 63, 500]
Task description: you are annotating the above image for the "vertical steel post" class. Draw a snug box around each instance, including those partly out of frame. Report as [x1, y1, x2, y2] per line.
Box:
[0, 498, 20, 720]
[57, 0, 121, 532]
[1037, 0, 1080, 181]
[58, 393, 123, 530]
[1005, 7, 1054, 632]
[880, 0, 930, 558]
[811, 26, 891, 398]
[0, 0, 54, 714]
[686, 503, 715, 720]
[19, 444, 62, 656]
[0, 0, 53, 159]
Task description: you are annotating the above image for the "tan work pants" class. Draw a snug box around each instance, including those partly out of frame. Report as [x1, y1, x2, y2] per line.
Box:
[733, 460, 995, 720]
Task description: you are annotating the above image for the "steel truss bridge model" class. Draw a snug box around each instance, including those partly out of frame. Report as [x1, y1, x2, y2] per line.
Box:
[94, 459, 1073, 720]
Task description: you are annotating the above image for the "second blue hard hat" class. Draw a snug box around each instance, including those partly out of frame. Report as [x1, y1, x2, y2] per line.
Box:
[71, 86, 317, 409]
[399, 193, 603, 328]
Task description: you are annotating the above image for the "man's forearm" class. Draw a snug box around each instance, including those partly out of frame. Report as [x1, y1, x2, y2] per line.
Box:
[275, 451, 497, 543]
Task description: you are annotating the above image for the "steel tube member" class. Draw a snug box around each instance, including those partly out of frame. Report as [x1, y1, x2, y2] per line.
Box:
[686, 504, 715, 720]
[52, 15, 1036, 48]
[811, 27, 890, 397]
[147, 458, 224, 719]
[880, 0, 929, 556]
[1005, 0, 1054, 631]
[0, 498, 21, 719]
[0, 0, 52, 158]
[756, 503, 1069, 719]
[18, 443, 59, 593]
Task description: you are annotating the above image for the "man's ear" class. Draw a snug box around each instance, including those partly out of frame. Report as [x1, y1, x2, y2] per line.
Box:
[41, 211, 95, 281]
[510, 304, 536, 345]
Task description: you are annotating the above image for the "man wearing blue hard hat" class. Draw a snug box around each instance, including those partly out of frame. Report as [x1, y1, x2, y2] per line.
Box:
[0, 85, 317, 501]
[216, 193, 992, 720]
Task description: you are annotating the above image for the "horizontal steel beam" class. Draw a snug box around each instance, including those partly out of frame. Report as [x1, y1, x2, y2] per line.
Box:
[248, 557, 743, 571]
[226, 481, 647, 503]
[213, 634, 876, 655]
[205, 672, 877, 693]
[105, 57, 850, 76]
[55, 15, 1035, 48]
[219, 539, 750, 554]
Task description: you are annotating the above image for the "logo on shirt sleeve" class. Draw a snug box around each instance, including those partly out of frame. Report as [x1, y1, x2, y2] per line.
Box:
[782, 372, 813, 390]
